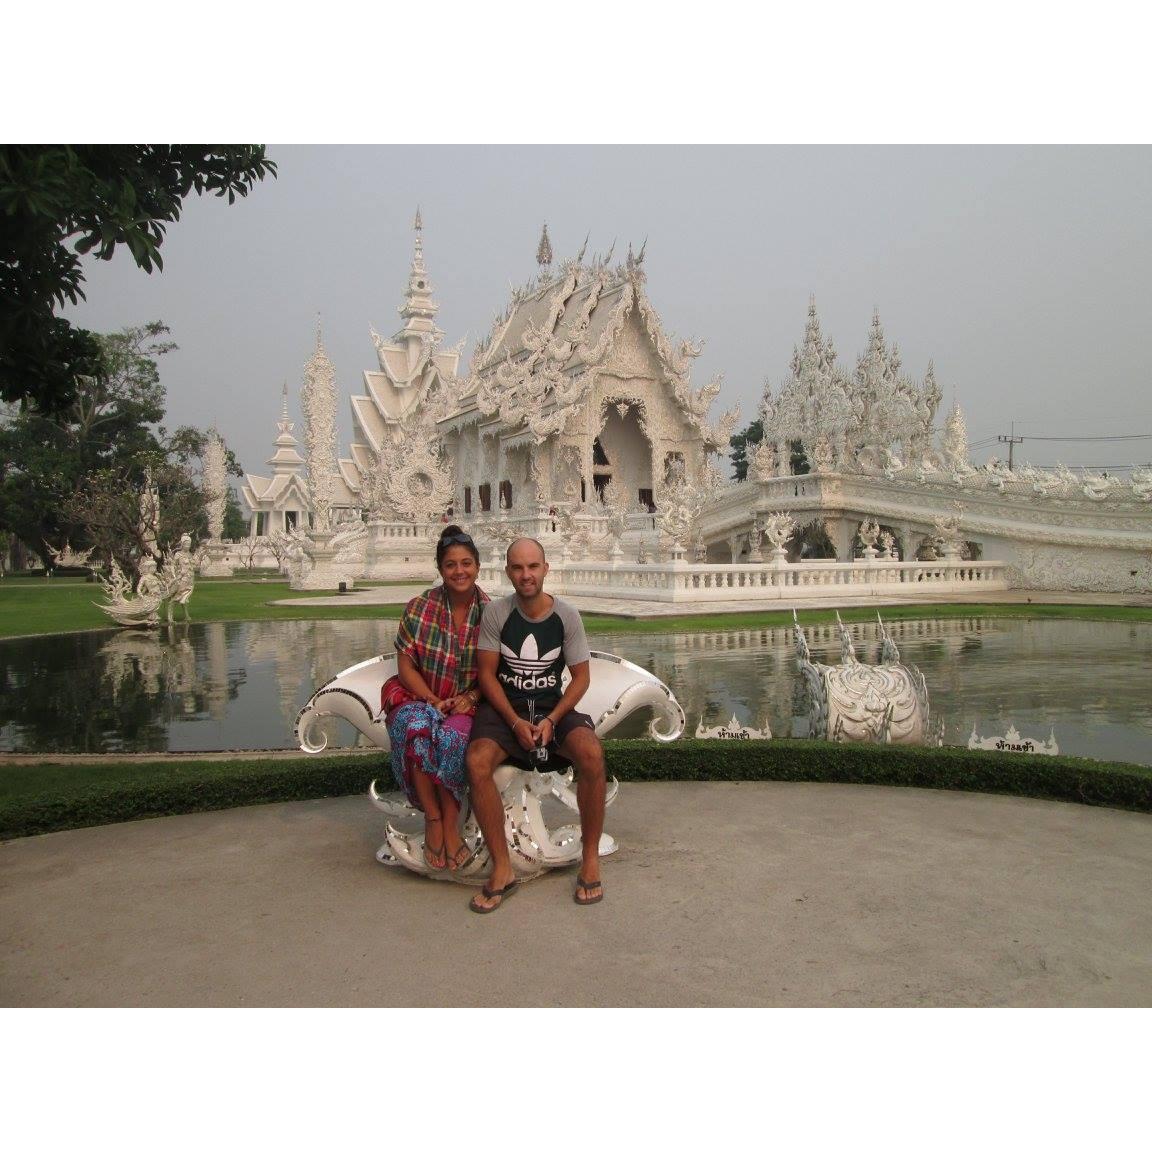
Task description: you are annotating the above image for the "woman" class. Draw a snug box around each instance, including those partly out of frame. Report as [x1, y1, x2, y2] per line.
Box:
[382, 525, 488, 872]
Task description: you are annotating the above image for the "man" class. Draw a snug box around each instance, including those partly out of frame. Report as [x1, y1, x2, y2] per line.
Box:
[466, 537, 607, 913]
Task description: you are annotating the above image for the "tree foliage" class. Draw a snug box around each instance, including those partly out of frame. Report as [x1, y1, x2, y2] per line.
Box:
[0, 321, 241, 570]
[223, 487, 247, 540]
[729, 418, 764, 481]
[729, 417, 809, 480]
[0, 145, 276, 412]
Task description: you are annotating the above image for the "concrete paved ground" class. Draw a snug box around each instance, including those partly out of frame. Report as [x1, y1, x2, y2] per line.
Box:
[3, 782, 1149, 1007]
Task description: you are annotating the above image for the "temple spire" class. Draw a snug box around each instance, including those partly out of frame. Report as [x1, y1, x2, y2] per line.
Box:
[536, 223, 553, 268]
[269, 382, 304, 475]
[397, 207, 440, 337]
[413, 207, 425, 274]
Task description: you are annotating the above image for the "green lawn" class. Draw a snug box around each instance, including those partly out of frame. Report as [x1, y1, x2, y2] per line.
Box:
[581, 600, 1152, 633]
[0, 577, 403, 638]
[2, 575, 1151, 639]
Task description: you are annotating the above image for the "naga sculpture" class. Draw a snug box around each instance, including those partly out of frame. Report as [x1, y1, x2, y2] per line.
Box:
[792, 610, 935, 745]
[296, 650, 685, 884]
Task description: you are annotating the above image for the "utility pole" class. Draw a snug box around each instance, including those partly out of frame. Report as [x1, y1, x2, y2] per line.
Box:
[998, 422, 1023, 471]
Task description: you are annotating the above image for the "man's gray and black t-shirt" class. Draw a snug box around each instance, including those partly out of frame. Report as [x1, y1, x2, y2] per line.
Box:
[478, 595, 591, 710]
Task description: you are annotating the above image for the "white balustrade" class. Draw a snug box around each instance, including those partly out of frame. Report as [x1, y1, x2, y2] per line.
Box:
[477, 557, 1008, 603]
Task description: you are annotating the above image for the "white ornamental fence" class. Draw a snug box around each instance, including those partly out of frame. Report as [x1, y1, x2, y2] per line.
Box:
[478, 557, 1008, 603]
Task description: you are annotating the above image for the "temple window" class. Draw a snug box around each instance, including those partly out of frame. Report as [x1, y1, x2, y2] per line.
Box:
[593, 438, 609, 466]
[499, 480, 512, 509]
[464, 486, 472, 514]
[638, 487, 655, 512]
[478, 483, 491, 512]
[285, 511, 297, 531]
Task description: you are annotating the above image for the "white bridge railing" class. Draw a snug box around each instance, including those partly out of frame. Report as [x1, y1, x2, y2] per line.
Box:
[479, 556, 1009, 603]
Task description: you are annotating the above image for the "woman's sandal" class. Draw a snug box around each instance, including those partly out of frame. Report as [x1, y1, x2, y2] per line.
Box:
[446, 842, 474, 871]
[423, 818, 447, 871]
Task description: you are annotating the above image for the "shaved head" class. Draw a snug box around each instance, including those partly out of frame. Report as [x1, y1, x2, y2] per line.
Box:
[506, 537, 546, 564]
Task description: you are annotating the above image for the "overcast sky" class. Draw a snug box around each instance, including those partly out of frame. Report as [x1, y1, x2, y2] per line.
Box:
[60, 144, 1151, 480]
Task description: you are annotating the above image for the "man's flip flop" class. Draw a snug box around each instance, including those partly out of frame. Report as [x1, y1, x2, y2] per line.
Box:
[574, 876, 603, 905]
[469, 879, 520, 914]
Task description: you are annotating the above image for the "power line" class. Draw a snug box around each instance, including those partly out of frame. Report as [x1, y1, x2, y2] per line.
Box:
[1017, 434, 1152, 442]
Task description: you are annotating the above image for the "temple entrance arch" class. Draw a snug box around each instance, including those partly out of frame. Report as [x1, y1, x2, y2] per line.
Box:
[596, 400, 653, 509]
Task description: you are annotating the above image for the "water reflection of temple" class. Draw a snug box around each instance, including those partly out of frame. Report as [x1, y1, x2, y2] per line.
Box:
[3, 618, 1149, 763]
[243, 618, 400, 733]
[602, 618, 993, 738]
[100, 623, 245, 732]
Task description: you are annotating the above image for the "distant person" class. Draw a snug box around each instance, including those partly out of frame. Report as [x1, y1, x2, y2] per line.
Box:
[381, 526, 488, 871]
[466, 537, 607, 913]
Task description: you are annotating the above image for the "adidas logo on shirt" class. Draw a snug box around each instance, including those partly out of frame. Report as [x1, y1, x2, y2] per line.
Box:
[499, 633, 562, 692]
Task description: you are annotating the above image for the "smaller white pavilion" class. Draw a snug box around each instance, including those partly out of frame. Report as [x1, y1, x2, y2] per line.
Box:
[240, 385, 312, 538]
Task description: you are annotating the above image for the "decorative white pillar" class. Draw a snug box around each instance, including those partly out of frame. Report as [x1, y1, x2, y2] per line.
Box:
[200, 429, 234, 577]
[293, 325, 347, 590]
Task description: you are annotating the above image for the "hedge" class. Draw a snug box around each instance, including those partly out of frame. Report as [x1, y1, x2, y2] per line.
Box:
[2, 740, 1150, 841]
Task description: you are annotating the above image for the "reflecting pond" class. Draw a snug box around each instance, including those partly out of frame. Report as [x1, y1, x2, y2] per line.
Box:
[1, 617, 1150, 765]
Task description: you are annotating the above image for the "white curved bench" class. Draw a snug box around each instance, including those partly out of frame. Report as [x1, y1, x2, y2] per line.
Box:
[295, 651, 685, 883]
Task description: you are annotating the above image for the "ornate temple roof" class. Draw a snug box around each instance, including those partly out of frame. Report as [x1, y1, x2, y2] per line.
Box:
[359, 211, 462, 425]
[242, 384, 309, 512]
[446, 242, 737, 448]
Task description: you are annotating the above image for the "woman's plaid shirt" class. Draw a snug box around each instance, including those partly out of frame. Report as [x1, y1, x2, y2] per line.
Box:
[394, 583, 489, 701]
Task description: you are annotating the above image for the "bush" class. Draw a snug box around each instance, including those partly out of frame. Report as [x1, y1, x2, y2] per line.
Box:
[2, 741, 1150, 840]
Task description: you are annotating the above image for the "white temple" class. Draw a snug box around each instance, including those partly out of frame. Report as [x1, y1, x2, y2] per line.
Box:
[338, 214, 735, 531]
[239, 214, 1152, 595]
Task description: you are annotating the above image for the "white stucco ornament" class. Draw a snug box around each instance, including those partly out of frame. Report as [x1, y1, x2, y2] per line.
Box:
[968, 724, 1059, 756]
[96, 538, 200, 628]
[695, 714, 772, 740]
[202, 430, 228, 541]
[46, 541, 96, 569]
[793, 611, 935, 745]
[762, 512, 797, 553]
[301, 326, 339, 532]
